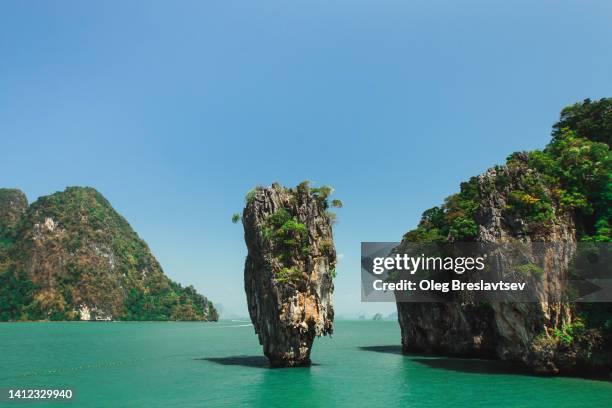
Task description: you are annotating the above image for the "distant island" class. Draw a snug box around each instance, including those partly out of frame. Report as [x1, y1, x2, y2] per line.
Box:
[0, 187, 217, 322]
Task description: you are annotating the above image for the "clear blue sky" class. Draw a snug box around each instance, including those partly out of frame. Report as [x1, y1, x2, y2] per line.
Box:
[1, 0, 611, 317]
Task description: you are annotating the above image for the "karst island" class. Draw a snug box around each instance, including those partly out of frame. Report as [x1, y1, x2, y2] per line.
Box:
[235, 182, 341, 367]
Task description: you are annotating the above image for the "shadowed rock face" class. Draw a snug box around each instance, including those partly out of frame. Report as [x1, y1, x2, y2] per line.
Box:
[242, 183, 335, 367]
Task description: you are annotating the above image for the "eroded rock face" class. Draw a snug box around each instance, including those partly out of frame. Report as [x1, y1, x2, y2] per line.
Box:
[396, 156, 592, 374]
[476, 160, 577, 373]
[242, 183, 336, 367]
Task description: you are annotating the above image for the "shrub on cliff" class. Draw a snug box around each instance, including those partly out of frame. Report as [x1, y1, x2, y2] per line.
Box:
[407, 98, 611, 244]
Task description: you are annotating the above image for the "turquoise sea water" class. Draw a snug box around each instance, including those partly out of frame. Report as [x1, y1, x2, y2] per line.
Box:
[1, 320, 611, 407]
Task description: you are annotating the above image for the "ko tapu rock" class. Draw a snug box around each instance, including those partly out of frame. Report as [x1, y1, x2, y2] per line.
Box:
[240, 182, 340, 367]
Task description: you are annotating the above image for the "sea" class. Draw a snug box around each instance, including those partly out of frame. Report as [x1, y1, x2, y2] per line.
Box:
[1, 320, 611, 407]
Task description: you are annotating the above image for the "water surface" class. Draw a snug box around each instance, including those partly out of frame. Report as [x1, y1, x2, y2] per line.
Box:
[1, 321, 611, 407]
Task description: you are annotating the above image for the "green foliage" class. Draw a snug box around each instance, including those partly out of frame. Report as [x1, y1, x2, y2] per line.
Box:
[274, 267, 303, 285]
[242, 183, 342, 234]
[421, 206, 446, 228]
[558, 190, 590, 211]
[533, 102, 611, 239]
[297, 180, 311, 193]
[527, 126, 611, 240]
[592, 218, 612, 242]
[312, 185, 333, 201]
[402, 226, 446, 243]
[506, 189, 554, 225]
[0, 268, 36, 321]
[231, 213, 241, 224]
[405, 177, 481, 242]
[403, 100, 611, 244]
[262, 207, 310, 265]
[123, 283, 217, 321]
[514, 263, 544, 279]
[276, 219, 307, 245]
[268, 208, 292, 229]
[330, 267, 337, 279]
[449, 217, 478, 241]
[553, 98, 612, 146]
[250, 183, 340, 287]
[552, 318, 586, 346]
[245, 189, 256, 205]
[0, 230, 14, 255]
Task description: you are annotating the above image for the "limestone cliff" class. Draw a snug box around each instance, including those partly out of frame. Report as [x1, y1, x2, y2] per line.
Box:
[242, 182, 338, 367]
[396, 156, 579, 372]
[0, 186, 218, 322]
[396, 98, 612, 376]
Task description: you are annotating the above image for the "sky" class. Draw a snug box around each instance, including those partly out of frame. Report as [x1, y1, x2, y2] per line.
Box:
[1, 0, 611, 318]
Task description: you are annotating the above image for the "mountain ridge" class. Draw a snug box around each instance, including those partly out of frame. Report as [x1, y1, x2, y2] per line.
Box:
[0, 186, 218, 322]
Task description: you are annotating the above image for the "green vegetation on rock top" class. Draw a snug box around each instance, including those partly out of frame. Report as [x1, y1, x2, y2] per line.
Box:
[405, 98, 611, 244]
[240, 182, 340, 287]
